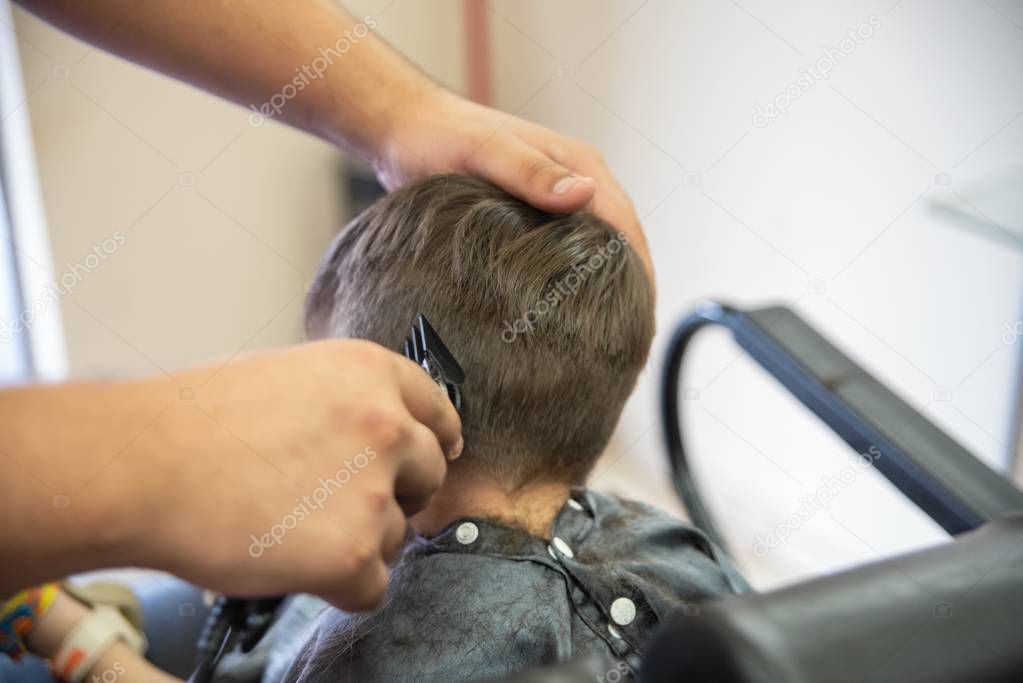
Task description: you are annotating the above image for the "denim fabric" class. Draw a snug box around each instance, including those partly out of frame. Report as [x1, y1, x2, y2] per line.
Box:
[282, 490, 748, 682]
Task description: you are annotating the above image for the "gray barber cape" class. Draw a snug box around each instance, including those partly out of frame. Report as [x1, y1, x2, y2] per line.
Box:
[279, 489, 748, 682]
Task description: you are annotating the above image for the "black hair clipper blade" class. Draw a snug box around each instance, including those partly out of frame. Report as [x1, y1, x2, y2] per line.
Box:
[402, 314, 464, 415]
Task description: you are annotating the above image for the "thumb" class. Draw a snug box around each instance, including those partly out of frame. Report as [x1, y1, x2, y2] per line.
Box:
[467, 135, 596, 214]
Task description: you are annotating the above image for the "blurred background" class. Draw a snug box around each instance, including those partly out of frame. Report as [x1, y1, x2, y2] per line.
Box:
[3, 0, 1022, 591]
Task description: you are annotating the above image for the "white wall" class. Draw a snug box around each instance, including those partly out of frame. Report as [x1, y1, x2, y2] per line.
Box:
[487, 0, 1023, 588]
[13, 0, 466, 378]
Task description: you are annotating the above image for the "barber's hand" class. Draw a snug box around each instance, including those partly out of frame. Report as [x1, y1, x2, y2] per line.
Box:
[374, 89, 653, 280]
[111, 340, 461, 610]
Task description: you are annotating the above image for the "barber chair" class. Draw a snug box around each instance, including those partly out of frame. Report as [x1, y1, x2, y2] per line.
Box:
[498, 302, 1023, 682]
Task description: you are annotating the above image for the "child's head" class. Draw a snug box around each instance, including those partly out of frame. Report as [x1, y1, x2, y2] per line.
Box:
[305, 175, 654, 488]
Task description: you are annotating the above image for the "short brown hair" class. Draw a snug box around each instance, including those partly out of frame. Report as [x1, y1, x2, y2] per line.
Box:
[305, 175, 654, 487]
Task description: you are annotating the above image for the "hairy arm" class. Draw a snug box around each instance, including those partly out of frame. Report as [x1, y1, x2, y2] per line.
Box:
[13, 0, 652, 274]
[0, 341, 461, 607]
[14, 0, 417, 160]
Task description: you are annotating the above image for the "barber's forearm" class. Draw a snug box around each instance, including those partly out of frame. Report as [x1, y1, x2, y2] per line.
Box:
[14, 0, 437, 162]
[0, 379, 174, 594]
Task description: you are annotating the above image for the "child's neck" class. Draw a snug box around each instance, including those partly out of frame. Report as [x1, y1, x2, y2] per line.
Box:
[411, 469, 571, 539]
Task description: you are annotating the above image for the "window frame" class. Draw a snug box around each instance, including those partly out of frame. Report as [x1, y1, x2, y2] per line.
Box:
[0, 0, 67, 382]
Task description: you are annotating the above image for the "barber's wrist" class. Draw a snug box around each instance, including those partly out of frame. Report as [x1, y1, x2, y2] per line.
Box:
[366, 80, 453, 180]
[70, 378, 178, 574]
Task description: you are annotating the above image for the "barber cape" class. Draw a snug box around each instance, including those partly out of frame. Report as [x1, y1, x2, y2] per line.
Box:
[276, 490, 748, 682]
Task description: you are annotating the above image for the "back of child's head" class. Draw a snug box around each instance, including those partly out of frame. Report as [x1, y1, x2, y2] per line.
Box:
[305, 174, 654, 487]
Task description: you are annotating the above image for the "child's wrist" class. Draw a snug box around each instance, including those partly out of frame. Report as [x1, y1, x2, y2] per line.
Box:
[22, 589, 90, 659]
[14, 588, 163, 683]
[89, 640, 180, 683]
[0, 583, 61, 660]
[49, 601, 146, 682]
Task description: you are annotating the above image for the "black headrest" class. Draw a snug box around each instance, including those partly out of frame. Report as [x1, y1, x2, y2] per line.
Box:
[640, 515, 1023, 683]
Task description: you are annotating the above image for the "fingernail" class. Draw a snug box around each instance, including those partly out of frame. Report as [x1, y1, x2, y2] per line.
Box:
[553, 175, 581, 195]
[450, 435, 464, 460]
